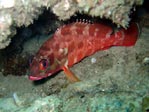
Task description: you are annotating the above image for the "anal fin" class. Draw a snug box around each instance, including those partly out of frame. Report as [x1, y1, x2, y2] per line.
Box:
[62, 66, 80, 83]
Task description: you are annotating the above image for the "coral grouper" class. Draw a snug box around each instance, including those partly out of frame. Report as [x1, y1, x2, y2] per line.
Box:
[29, 22, 138, 82]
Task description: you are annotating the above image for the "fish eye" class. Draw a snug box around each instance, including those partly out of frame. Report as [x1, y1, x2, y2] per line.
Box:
[39, 59, 48, 71]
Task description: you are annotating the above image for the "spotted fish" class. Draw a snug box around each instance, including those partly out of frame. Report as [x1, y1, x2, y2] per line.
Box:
[29, 22, 138, 82]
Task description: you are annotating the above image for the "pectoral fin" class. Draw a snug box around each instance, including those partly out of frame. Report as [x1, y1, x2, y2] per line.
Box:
[62, 66, 80, 83]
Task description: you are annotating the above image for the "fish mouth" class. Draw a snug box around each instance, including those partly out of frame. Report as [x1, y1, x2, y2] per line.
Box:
[29, 73, 52, 81]
[29, 76, 43, 80]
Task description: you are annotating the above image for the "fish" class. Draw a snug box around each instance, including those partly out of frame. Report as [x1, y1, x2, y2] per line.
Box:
[29, 22, 139, 82]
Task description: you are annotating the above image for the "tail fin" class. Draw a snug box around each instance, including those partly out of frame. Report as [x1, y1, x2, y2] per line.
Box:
[121, 23, 139, 46]
[115, 23, 139, 46]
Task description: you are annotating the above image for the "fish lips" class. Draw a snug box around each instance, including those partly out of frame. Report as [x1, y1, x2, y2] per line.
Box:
[29, 73, 52, 81]
[29, 75, 43, 80]
[29, 68, 61, 81]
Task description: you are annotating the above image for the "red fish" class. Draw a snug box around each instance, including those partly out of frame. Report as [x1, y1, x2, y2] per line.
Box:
[29, 22, 138, 82]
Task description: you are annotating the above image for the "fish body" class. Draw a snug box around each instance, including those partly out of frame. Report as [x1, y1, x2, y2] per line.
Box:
[29, 22, 138, 82]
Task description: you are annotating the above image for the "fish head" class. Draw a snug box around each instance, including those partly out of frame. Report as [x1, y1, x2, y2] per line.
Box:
[29, 54, 61, 81]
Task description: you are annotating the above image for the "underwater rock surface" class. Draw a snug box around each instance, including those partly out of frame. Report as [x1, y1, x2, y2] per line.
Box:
[0, 91, 144, 112]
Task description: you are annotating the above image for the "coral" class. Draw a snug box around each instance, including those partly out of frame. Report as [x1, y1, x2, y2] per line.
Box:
[0, 0, 43, 49]
[12, 1, 43, 27]
[76, 0, 143, 28]
[0, 11, 15, 49]
[52, 0, 77, 20]
[0, 0, 143, 49]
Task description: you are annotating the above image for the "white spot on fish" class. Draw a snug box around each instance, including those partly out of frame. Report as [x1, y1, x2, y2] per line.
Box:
[40, 56, 43, 59]
[74, 57, 78, 64]
[106, 30, 112, 38]
[59, 48, 63, 53]
[56, 28, 62, 37]
[83, 25, 89, 36]
[113, 41, 118, 45]
[101, 39, 105, 43]
[95, 28, 99, 32]
[59, 48, 68, 55]
[94, 32, 97, 37]
[101, 46, 104, 49]
[70, 25, 77, 35]
[48, 73, 52, 76]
